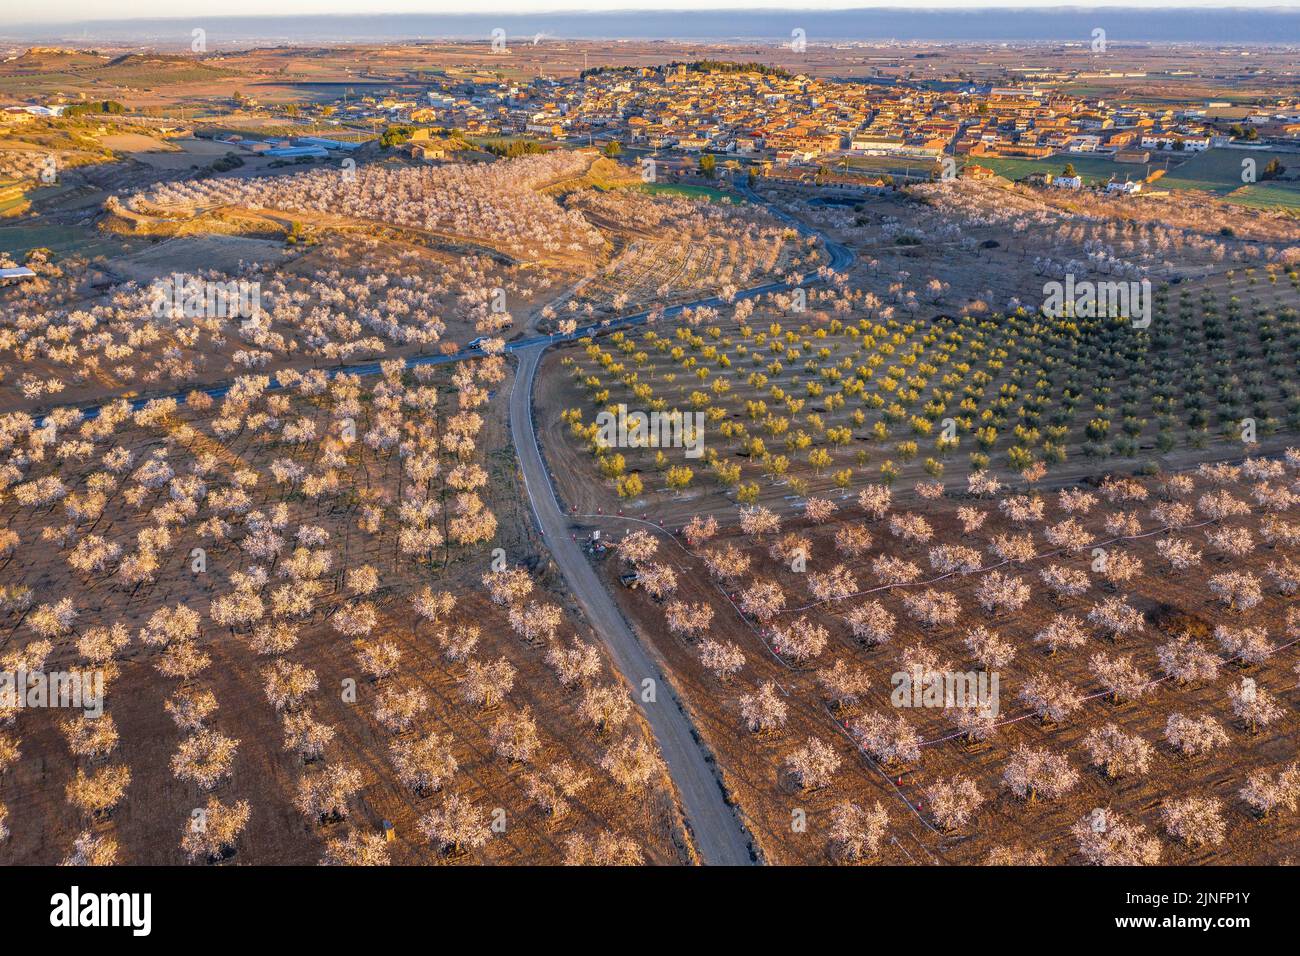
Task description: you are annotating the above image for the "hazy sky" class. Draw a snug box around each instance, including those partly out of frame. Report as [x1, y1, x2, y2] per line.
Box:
[16, 0, 1300, 26]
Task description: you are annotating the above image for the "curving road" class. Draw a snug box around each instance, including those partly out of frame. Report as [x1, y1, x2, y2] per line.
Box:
[60, 187, 855, 865]
[497, 187, 853, 865]
[60, 183, 853, 426]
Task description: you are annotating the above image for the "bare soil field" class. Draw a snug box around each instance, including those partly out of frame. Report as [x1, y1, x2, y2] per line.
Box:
[0, 357, 688, 865]
[570, 464, 1300, 863]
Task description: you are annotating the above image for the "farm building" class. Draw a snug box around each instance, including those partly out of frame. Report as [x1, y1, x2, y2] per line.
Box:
[296, 136, 362, 151]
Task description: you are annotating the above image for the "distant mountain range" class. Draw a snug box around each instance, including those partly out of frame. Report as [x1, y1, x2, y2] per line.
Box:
[4, 8, 1299, 46]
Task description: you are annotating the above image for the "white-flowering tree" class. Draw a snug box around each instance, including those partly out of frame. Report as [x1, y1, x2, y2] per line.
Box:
[1239, 763, 1300, 818]
[1089, 652, 1151, 703]
[1002, 745, 1079, 802]
[580, 684, 634, 734]
[459, 657, 517, 710]
[1208, 571, 1263, 611]
[524, 761, 591, 820]
[600, 734, 661, 794]
[1214, 624, 1274, 666]
[322, 830, 391, 866]
[1072, 809, 1161, 866]
[849, 712, 921, 768]
[844, 601, 895, 647]
[784, 737, 841, 792]
[374, 682, 431, 735]
[925, 775, 983, 832]
[739, 682, 789, 735]
[771, 616, 828, 664]
[182, 797, 252, 863]
[1157, 634, 1221, 685]
[418, 792, 490, 857]
[1018, 673, 1083, 724]
[699, 639, 745, 683]
[262, 659, 319, 712]
[1087, 596, 1145, 642]
[1082, 723, 1153, 779]
[295, 764, 363, 824]
[562, 830, 644, 866]
[963, 625, 1016, 670]
[1228, 678, 1283, 734]
[1033, 613, 1089, 655]
[171, 729, 239, 791]
[1161, 796, 1226, 848]
[66, 765, 131, 818]
[827, 800, 889, 863]
[390, 732, 458, 796]
[544, 639, 602, 687]
[1165, 712, 1229, 757]
[63, 830, 119, 866]
[1039, 564, 1091, 601]
[817, 659, 871, 712]
[663, 600, 714, 640]
[739, 579, 786, 623]
[490, 707, 541, 763]
[283, 710, 336, 763]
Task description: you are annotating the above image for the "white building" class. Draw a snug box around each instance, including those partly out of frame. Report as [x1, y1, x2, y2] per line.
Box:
[1140, 134, 1210, 152]
[1106, 180, 1142, 195]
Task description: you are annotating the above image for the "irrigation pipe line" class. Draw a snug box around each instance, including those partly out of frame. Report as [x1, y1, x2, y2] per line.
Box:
[568, 504, 1298, 843]
[779, 513, 1232, 616]
[569, 507, 1299, 744]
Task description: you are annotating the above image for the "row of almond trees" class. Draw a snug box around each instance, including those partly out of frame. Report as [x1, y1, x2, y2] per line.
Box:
[0, 350, 661, 863]
[0, 236, 548, 405]
[610, 455, 1300, 862]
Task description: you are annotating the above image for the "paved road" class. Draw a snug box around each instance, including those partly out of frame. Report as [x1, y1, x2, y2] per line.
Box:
[510, 344, 755, 865]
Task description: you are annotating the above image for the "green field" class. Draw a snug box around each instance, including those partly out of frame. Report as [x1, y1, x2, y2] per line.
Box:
[1222, 182, 1300, 211]
[963, 147, 1300, 210]
[964, 154, 1143, 186]
[0, 224, 124, 258]
[637, 182, 741, 203]
[1156, 147, 1293, 194]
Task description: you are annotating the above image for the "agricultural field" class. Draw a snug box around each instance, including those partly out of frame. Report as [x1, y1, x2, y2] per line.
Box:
[544, 261, 1300, 518]
[0, 357, 686, 865]
[637, 182, 740, 203]
[0, 130, 814, 867]
[1226, 182, 1300, 211]
[558, 186, 811, 316]
[963, 154, 1142, 187]
[1, 21, 1299, 886]
[585, 461, 1300, 863]
[0, 234, 560, 414]
[1157, 147, 1297, 195]
[963, 148, 1300, 213]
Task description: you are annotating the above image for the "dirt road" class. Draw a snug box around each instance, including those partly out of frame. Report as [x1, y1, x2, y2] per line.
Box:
[510, 343, 756, 866]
